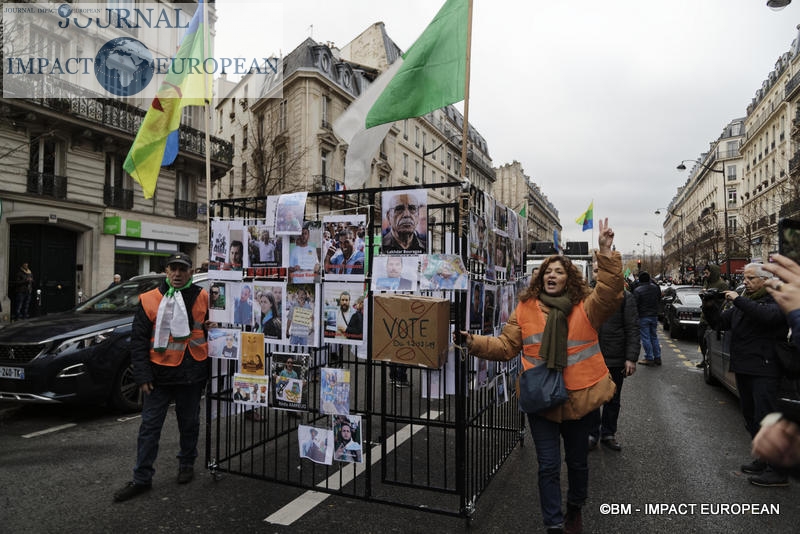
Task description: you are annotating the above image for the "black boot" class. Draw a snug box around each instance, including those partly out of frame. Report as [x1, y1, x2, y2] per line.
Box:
[564, 504, 583, 534]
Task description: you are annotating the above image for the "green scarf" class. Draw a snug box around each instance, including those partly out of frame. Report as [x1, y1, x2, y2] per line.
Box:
[165, 276, 192, 297]
[538, 293, 573, 370]
[742, 286, 768, 301]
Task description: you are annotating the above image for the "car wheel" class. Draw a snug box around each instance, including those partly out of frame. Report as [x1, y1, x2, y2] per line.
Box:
[703, 356, 719, 386]
[111, 358, 143, 412]
[669, 320, 679, 339]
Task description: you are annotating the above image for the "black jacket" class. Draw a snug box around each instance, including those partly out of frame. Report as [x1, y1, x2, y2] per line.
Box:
[706, 293, 787, 377]
[597, 291, 641, 367]
[131, 281, 209, 386]
[633, 282, 661, 318]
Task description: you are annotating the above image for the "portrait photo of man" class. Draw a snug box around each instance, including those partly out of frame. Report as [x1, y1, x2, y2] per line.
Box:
[381, 189, 427, 255]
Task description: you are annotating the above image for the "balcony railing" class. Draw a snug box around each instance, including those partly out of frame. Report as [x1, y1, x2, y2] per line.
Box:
[27, 170, 67, 199]
[5, 77, 233, 167]
[103, 184, 134, 209]
[174, 199, 198, 220]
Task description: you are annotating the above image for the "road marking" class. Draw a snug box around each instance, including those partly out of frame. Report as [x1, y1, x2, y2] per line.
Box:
[22, 423, 76, 438]
[264, 409, 442, 525]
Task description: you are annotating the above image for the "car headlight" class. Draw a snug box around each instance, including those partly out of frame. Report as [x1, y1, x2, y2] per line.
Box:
[53, 328, 116, 356]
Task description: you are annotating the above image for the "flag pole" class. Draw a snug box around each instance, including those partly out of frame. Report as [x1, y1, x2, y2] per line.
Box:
[458, 0, 473, 183]
[203, 0, 212, 263]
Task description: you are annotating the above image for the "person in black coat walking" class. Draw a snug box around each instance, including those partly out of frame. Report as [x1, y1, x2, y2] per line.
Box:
[703, 262, 789, 487]
[588, 266, 641, 452]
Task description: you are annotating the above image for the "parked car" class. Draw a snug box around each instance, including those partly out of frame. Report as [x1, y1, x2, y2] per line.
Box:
[0, 272, 207, 411]
[662, 286, 702, 339]
[703, 324, 738, 396]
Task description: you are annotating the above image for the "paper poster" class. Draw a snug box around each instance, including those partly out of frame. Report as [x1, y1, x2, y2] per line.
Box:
[469, 211, 488, 263]
[475, 357, 489, 389]
[381, 189, 427, 255]
[323, 282, 366, 346]
[232, 282, 256, 327]
[420, 254, 468, 290]
[483, 285, 496, 334]
[253, 281, 286, 342]
[373, 254, 418, 291]
[319, 367, 351, 415]
[322, 214, 366, 281]
[469, 281, 483, 330]
[298, 425, 334, 465]
[287, 221, 322, 284]
[208, 328, 241, 360]
[421, 368, 444, 399]
[275, 192, 308, 235]
[247, 221, 283, 268]
[285, 284, 319, 347]
[232, 373, 269, 407]
[208, 220, 247, 280]
[271, 352, 310, 411]
[333, 414, 363, 464]
[495, 373, 509, 405]
[238, 332, 266, 375]
[208, 281, 233, 324]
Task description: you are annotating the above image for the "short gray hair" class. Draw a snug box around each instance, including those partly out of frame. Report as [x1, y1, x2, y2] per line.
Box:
[744, 262, 772, 279]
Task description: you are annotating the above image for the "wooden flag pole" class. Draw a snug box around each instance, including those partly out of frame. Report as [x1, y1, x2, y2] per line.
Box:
[458, 0, 473, 183]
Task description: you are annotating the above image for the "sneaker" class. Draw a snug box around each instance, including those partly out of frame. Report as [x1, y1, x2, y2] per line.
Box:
[588, 436, 598, 451]
[601, 436, 622, 451]
[741, 458, 768, 474]
[654, 359, 662, 366]
[113, 481, 152, 502]
[637, 359, 653, 366]
[177, 466, 194, 484]
[748, 469, 789, 487]
[695, 360, 706, 368]
[564, 504, 583, 534]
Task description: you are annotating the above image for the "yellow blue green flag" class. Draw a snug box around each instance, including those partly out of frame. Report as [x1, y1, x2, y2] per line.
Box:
[124, 0, 210, 199]
[575, 201, 593, 232]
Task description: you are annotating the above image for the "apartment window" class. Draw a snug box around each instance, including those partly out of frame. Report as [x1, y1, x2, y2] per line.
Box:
[279, 99, 288, 131]
[403, 153, 408, 176]
[176, 172, 191, 201]
[278, 151, 286, 181]
[728, 216, 737, 233]
[403, 120, 408, 140]
[321, 96, 330, 128]
[242, 125, 248, 149]
[727, 189, 737, 205]
[242, 85, 249, 110]
[415, 127, 420, 147]
[229, 98, 236, 121]
[174, 172, 197, 220]
[104, 153, 133, 209]
[321, 149, 330, 178]
[414, 160, 420, 182]
[447, 152, 452, 169]
[231, 135, 235, 150]
[422, 132, 427, 153]
[726, 165, 736, 181]
[229, 170, 234, 195]
[430, 170, 435, 184]
[241, 162, 247, 191]
[28, 136, 66, 198]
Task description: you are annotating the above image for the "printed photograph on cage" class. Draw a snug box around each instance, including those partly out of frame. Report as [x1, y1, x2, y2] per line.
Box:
[271, 352, 310, 411]
[323, 282, 366, 346]
[322, 214, 366, 281]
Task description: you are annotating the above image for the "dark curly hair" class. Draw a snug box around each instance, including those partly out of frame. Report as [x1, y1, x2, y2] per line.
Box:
[520, 255, 590, 305]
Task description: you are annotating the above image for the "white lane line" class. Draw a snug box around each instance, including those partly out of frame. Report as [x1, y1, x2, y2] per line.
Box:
[22, 423, 76, 438]
[264, 410, 442, 525]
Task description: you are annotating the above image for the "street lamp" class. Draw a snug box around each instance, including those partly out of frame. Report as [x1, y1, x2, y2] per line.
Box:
[655, 207, 685, 279]
[677, 159, 730, 279]
[644, 230, 664, 276]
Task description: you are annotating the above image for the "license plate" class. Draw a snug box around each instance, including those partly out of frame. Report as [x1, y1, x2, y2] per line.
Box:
[0, 366, 25, 380]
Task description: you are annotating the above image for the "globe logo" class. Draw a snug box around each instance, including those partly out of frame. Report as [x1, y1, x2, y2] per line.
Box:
[57, 4, 72, 18]
[94, 37, 155, 97]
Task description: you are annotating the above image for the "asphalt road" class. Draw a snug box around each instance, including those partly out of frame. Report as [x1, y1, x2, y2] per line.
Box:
[1, 330, 799, 533]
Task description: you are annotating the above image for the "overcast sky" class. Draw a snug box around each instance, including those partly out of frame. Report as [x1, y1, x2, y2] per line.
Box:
[215, 0, 800, 255]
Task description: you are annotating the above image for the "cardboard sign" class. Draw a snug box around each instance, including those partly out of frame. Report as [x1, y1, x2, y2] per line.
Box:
[372, 294, 450, 369]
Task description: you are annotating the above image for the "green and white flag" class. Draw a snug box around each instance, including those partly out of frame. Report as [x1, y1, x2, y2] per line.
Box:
[334, 0, 469, 189]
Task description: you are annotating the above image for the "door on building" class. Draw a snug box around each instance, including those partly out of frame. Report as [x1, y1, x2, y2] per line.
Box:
[9, 224, 78, 315]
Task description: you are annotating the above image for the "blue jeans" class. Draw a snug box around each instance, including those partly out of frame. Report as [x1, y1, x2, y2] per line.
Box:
[528, 413, 591, 528]
[639, 316, 661, 360]
[14, 291, 31, 320]
[133, 382, 204, 484]
[588, 366, 625, 440]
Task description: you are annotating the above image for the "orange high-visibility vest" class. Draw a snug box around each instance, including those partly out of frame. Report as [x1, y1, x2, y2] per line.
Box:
[515, 298, 608, 390]
[140, 287, 208, 366]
